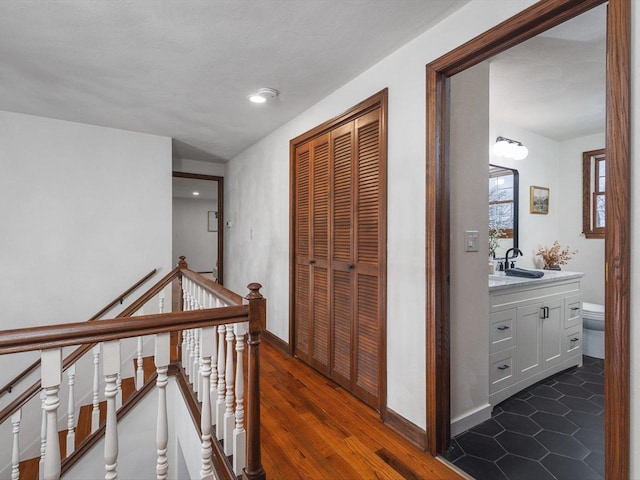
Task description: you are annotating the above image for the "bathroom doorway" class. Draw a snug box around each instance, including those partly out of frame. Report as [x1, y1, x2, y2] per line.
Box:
[425, 0, 630, 478]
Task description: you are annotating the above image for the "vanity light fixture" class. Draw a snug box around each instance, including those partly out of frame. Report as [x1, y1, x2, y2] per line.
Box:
[493, 136, 528, 160]
[248, 87, 279, 104]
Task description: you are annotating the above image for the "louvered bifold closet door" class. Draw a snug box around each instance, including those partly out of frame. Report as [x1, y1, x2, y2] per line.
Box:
[352, 109, 383, 408]
[310, 134, 331, 375]
[294, 142, 312, 364]
[330, 122, 355, 389]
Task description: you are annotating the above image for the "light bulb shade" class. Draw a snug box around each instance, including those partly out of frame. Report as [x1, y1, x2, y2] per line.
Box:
[513, 144, 529, 160]
[493, 139, 510, 156]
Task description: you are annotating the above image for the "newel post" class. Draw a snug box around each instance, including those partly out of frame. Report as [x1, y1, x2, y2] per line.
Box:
[243, 283, 266, 480]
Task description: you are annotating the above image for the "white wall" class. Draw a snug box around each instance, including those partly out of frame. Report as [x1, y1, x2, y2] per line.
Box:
[489, 123, 562, 267]
[0, 110, 172, 387]
[450, 62, 492, 434]
[172, 197, 219, 273]
[173, 157, 225, 177]
[558, 133, 606, 305]
[225, 0, 538, 429]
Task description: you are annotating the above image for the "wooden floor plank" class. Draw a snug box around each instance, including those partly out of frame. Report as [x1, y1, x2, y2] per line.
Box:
[260, 341, 462, 480]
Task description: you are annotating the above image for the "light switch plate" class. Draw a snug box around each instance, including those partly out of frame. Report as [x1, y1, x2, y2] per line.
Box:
[465, 230, 480, 252]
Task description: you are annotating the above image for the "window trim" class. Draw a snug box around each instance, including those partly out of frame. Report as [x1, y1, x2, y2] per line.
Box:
[582, 148, 606, 239]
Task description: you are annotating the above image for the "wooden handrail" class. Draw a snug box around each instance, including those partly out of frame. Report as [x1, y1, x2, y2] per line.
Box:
[180, 268, 243, 306]
[89, 268, 158, 321]
[0, 306, 249, 355]
[0, 268, 158, 398]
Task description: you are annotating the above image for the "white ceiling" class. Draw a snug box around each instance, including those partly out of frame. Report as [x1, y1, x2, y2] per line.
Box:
[489, 5, 606, 141]
[0, 0, 470, 163]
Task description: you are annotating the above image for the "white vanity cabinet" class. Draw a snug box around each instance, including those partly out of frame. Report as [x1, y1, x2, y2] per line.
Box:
[489, 272, 584, 407]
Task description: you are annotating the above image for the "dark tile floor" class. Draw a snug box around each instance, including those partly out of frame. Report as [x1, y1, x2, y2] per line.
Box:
[444, 356, 604, 480]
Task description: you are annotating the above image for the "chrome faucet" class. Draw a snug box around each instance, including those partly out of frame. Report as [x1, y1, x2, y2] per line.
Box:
[502, 247, 523, 271]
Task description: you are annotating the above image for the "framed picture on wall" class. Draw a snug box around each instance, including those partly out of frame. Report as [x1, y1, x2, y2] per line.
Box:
[530, 186, 549, 214]
[208, 211, 218, 232]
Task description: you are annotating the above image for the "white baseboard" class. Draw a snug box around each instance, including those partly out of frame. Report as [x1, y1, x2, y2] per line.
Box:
[450, 403, 492, 436]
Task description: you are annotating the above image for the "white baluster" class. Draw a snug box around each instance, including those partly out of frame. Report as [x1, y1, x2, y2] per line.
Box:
[41, 348, 62, 480]
[224, 325, 235, 454]
[116, 373, 122, 410]
[92, 345, 101, 433]
[136, 336, 144, 390]
[193, 328, 201, 396]
[11, 409, 21, 480]
[66, 364, 76, 456]
[209, 295, 218, 425]
[233, 323, 247, 475]
[200, 327, 215, 479]
[103, 340, 121, 480]
[158, 290, 165, 313]
[183, 329, 192, 378]
[216, 325, 226, 440]
[39, 390, 46, 480]
[155, 333, 170, 480]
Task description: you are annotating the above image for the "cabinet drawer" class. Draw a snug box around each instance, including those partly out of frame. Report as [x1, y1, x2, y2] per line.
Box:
[489, 347, 516, 394]
[565, 294, 582, 329]
[564, 326, 582, 356]
[490, 309, 516, 354]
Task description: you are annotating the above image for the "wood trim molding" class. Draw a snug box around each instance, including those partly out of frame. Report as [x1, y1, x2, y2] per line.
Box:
[261, 329, 292, 356]
[425, 2, 630, 478]
[384, 409, 427, 451]
[172, 171, 225, 284]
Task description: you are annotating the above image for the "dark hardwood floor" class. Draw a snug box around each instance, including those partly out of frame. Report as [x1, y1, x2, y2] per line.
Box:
[260, 341, 462, 480]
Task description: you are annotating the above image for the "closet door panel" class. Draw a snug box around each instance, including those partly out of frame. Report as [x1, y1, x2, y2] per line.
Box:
[310, 135, 331, 372]
[294, 144, 311, 362]
[355, 111, 382, 267]
[332, 270, 352, 384]
[354, 273, 379, 405]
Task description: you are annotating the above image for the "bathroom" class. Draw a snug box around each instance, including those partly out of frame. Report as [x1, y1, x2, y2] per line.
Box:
[445, 6, 606, 479]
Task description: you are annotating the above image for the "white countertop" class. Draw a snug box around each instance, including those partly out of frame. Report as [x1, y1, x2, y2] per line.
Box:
[489, 269, 584, 291]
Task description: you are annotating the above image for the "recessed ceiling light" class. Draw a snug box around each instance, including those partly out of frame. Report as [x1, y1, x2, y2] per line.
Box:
[248, 87, 279, 104]
[193, 191, 200, 196]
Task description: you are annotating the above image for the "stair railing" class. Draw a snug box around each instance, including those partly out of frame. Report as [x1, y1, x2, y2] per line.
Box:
[0, 268, 157, 401]
[0, 258, 265, 480]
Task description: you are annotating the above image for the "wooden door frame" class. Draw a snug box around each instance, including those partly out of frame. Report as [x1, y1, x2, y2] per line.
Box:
[289, 89, 388, 417]
[172, 172, 225, 284]
[425, 1, 630, 478]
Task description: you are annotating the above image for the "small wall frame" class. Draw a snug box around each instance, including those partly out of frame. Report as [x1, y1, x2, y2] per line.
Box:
[530, 186, 549, 214]
[208, 211, 218, 231]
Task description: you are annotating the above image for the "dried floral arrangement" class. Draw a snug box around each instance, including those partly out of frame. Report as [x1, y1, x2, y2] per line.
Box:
[536, 241, 578, 267]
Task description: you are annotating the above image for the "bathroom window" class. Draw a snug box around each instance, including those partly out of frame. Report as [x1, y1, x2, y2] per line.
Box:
[582, 148, 606, 238]
[489, 168, 514, 238]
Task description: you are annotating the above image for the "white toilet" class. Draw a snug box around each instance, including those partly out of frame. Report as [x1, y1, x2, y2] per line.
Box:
[582, 302, 605, 359]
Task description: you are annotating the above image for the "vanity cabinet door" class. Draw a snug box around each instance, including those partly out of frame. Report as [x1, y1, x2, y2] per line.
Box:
[541, 299, 563, 368]
[516, 304, 543, 377]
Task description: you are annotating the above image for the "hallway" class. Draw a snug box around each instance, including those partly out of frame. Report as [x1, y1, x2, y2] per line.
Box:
[259, 341, 462, 479]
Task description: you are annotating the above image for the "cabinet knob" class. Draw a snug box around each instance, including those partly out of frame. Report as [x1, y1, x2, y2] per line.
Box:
[497, 364, 510, 371]
[309, 259, 316, 265]
[347, 263, 354, 270]
[497, 325, 510, 331]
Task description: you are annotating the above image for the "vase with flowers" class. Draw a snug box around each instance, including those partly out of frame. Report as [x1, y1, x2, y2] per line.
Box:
[535, 241, 578, 270]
